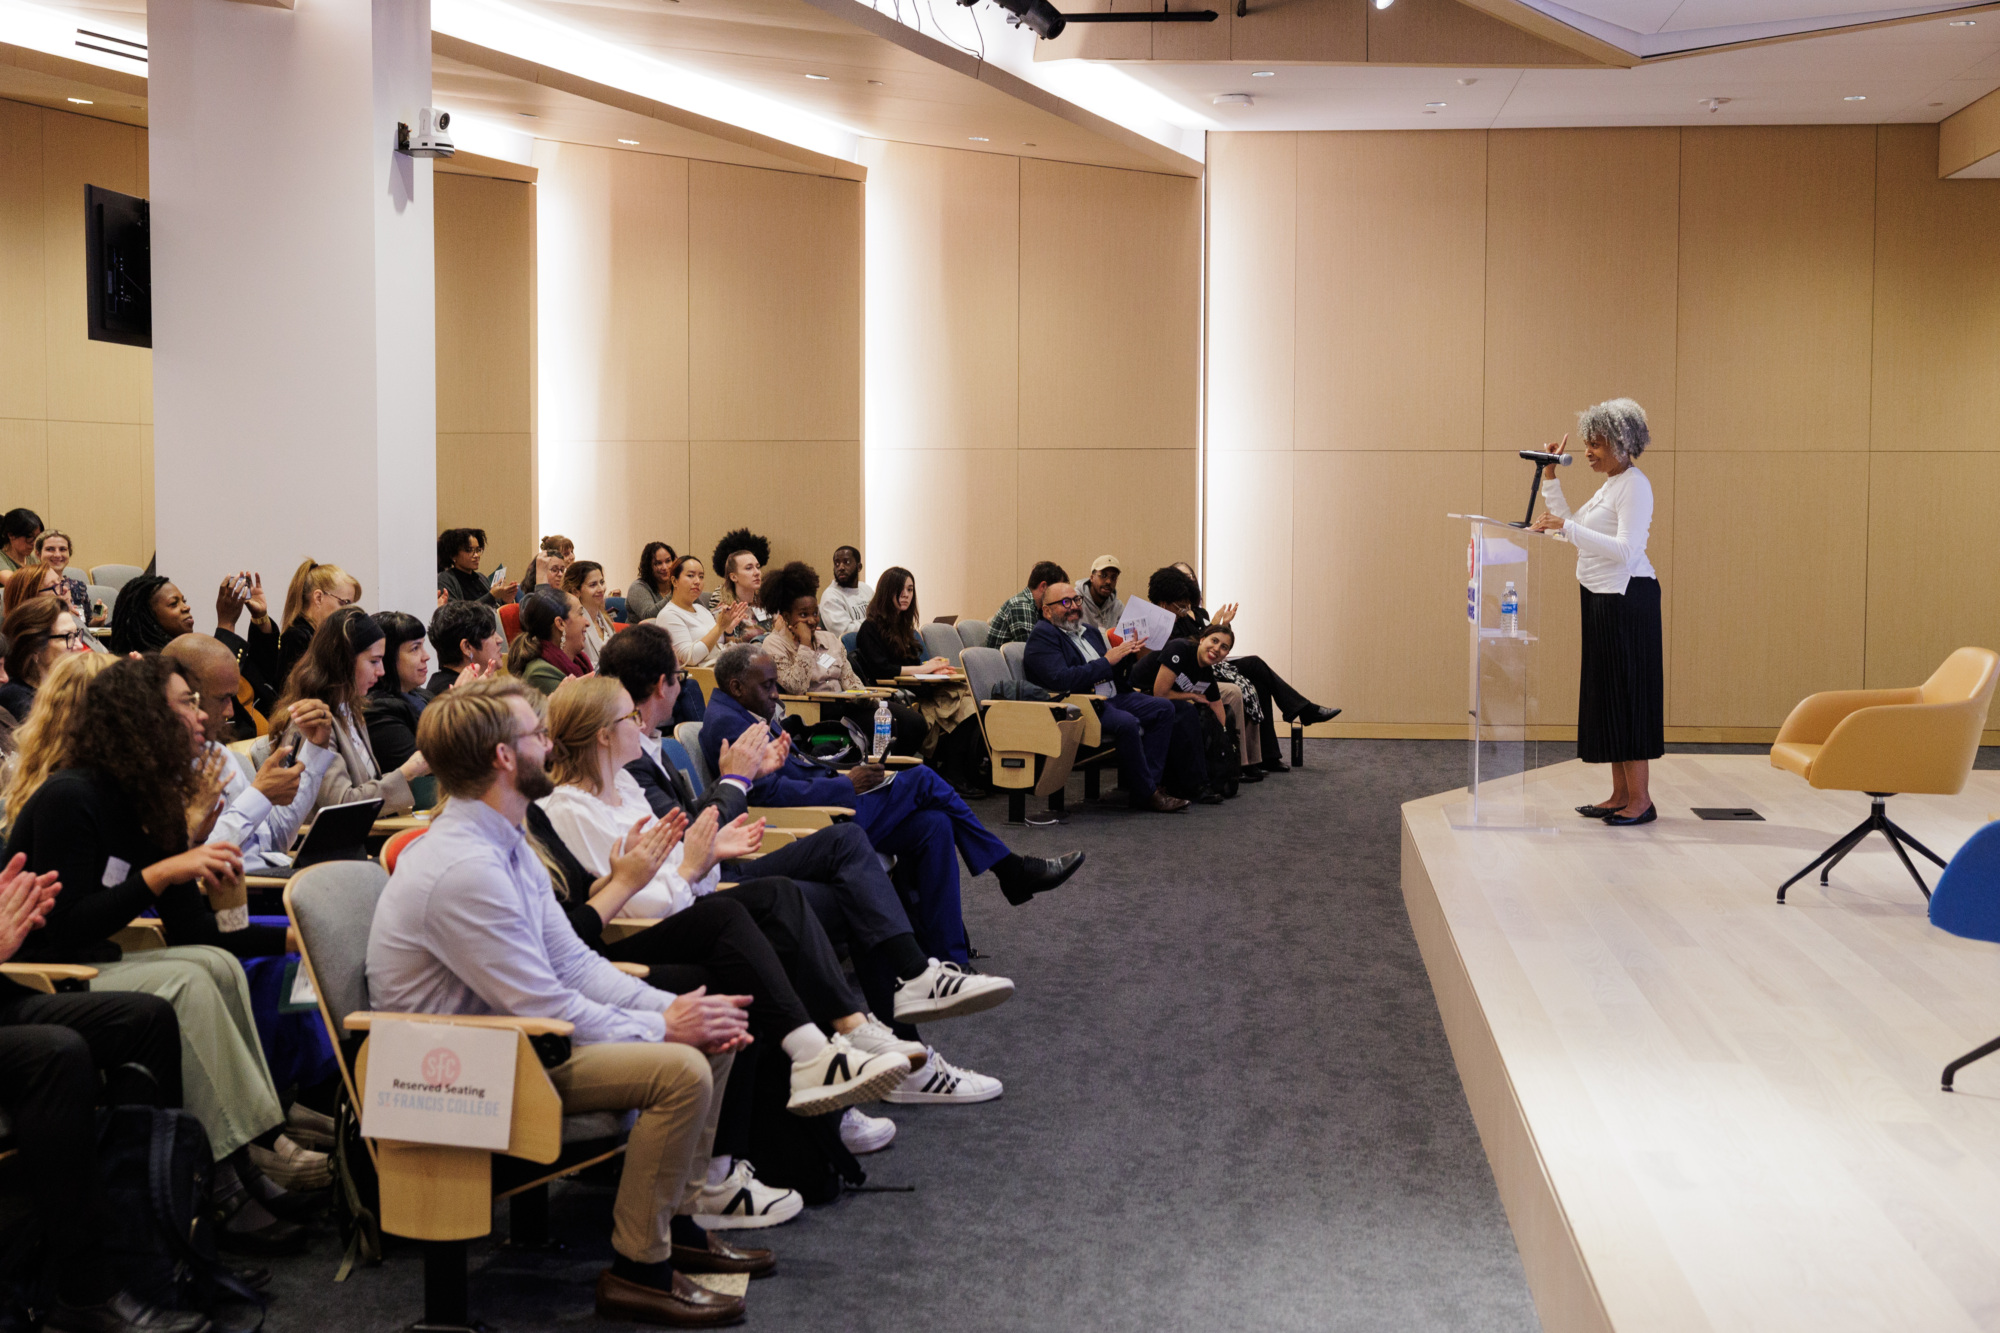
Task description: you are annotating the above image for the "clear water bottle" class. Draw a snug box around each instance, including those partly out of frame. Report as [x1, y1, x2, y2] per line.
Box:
[1500, 581, 1520, 636]
[873, 699, 893, 761]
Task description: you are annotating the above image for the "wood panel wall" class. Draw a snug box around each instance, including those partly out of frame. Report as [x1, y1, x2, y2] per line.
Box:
[861, 139, 1201, 623]
[533, 143, 862, 594]
[1207, 123, 2000, 736]
[0, 98, 154, 571]
[435, 171, 535, 574]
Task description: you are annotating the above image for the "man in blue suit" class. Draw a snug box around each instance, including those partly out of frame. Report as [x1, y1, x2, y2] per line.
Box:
[1022, 581, 1197, 813]
[701, 646, 1085, 968]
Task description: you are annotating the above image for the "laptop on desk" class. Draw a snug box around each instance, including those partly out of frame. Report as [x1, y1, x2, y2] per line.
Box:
[254, 797, 384, 880]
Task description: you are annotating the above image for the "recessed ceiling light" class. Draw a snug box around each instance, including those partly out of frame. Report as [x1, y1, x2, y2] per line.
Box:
[1251, 70, 1275, 77]
[1457, 77, 1477, 86]
[618, 138, 639, 144]
[1373, 0, 1393, 8]
[66, 97, 93, 104]
[805, 73, 830, 80]
[1844, 94, 1866, 101]
[1426, 101, 1446, 107]
[1213, 93, 1254, 106]
[1950, 18, 1977, 25]
[518, 112, 538, 118]
[1023, 141, 1036, 146]
[868, 79, 884, 85]
[969, 135, 988, 141]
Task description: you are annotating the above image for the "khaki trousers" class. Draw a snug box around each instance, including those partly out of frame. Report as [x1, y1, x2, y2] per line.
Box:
[92, 945, 284, 1158]
[549, 1043, 732, 1265]
[1216, 682, 1262, 767]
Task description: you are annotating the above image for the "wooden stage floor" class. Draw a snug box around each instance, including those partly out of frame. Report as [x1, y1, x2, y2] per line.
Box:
[1402, 756, 2000, 1333]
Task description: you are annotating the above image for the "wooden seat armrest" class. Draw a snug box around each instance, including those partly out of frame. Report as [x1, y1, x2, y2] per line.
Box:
[609, 961, 649, 978]
[751, 806, 856, 830]
[344, 1011, 576, 1037]
[0, 962, 99, 993]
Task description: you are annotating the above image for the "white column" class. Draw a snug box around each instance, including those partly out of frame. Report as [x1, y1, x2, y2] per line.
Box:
[149, 0, 436, 620]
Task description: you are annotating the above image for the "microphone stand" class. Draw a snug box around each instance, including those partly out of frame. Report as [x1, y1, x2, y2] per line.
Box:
[1513, 457, 1544, 528]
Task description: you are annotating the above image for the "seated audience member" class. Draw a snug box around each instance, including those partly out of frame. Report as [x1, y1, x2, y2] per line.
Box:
[2, 559, 62, 619]
[1024, 582, 1199, 814]
[0, 595, 89, 720]
[702, 644, 1084, 962]
[517, 534, 573, 604]
[0, 860, 206, 1333]
[817, 545, 873, 638]
[212, 571, 283, 736]
[1149, 566, 1338, 773]
[1078, 555, 1125, 633]
[603, 628, 1014, 1105]
[1149, 620, 1262, 792]
[507, 585, 593, 696]
[564, 559, 620, 664]
[32, 530, 90, 621]
[426, 598, 504, 695]
[627, 541, 678, 624]
[264, 607, 426, 816]
[655, 555, 745, 669]
[0, 508, 41, 584]
[436, 527, 519, 606]
[276, 558, 361, 685]
[3, 653, 114, 833]
[165, 634, 338, 874]
[5, 655, 323, 1254]
[366, 677, 759, 1326]
[705, 531, 772, 644]
[854, 569, 981, 787]
[108, 574, 197, 656]
[362, 611, 435, 776]
[985, 560, 1068, 648]
[760, 561, 923, 755]
[0, 633, 17, 754]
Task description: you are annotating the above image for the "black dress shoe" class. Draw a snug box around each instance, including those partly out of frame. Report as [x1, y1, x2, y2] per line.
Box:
[1294, 705, 1341, 725]
[1260, 757, 1289, 773]
[1235, 765, 1265, 784]
[43, 1290, 212, 1333]
[1575, 804, 1619, 818]
[1603, 805, 1657, 827]
[1194, 788, 1226, 805]
[672, 1231, 777, 1279]
[214, 1202, 308, 1257]
[996, 851, 1086, 906]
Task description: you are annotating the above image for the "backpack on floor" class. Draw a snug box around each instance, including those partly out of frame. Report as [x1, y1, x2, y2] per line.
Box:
[1199, 702, 1240, 797]
[744, 1047, 864, 1206]
[97, 1104, 265, 1326]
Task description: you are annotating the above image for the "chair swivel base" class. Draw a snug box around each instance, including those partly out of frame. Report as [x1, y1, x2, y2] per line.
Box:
[1941, 1031, 2000, 1091]
[1776, 794, 1946, 904]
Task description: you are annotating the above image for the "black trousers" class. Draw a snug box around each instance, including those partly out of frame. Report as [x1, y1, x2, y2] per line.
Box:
[1226, 654, 1312, 760]
[605, 881, 863, 1159]
[0, 989, 181, 1301]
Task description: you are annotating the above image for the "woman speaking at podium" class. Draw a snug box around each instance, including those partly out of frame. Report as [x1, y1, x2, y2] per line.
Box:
[1529, 398, 1661, 827]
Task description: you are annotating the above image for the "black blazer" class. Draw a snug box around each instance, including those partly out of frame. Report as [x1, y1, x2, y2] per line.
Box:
[364, 689, 427, 773]
[6, 768, 286, 963]
[277, 617, 315, 689]
[852, 620, 919, 687]
[623, 748, 750, 827]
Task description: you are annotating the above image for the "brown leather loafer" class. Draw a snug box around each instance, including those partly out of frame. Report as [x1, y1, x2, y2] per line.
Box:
[594, 1270, 745, 1326]
[672, 1231, 776, 1278]
[1138, 790, 1189, 813]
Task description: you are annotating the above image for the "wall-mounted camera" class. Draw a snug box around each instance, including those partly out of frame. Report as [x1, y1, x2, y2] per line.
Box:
[396, 107, 455, 159]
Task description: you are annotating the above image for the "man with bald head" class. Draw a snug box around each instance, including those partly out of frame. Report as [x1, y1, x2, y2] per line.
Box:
[163, 634, 340, 872]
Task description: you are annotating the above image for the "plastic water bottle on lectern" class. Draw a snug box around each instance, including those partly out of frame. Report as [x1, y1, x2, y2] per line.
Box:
[873, 700, 893, 760]
[1501, 582, 1520, 636]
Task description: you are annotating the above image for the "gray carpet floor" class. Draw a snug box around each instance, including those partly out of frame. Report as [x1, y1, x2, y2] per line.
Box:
[259, 738, 1861, 1332]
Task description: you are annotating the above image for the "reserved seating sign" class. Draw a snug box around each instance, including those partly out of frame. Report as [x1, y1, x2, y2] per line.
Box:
[361, 1019, 518, 1151]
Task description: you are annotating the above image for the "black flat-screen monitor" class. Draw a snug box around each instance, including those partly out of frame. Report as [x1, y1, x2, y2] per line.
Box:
[85, 184, 150, 348]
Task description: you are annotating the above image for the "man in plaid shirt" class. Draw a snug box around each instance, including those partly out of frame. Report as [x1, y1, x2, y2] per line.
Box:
[984, 560, 1069, 647]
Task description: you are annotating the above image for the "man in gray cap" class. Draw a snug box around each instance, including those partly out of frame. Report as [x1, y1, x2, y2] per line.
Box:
[1078, 554, 1124, 633]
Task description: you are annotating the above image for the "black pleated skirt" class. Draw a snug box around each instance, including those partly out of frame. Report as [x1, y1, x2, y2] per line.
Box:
[1577, 576, 1664, 764]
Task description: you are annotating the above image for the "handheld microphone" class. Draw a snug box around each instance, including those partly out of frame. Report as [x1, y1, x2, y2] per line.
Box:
[1519, 450, 1573, 467]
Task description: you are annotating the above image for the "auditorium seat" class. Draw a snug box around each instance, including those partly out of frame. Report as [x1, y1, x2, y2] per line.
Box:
[957, 619, 988, 652]
[499, 601, 521, 643]
[1929, 822, 2000, 1090]
[962, 646, 1086, 825]
[921, 621, 963, 667]
[1771, 646, 1999, 902]
[671, 720, 852, 829]
[88, 563, 143, 590]
[287, 861, 623, 1330]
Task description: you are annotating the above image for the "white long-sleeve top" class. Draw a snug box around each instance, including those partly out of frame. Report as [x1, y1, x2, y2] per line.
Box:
[367, 797, 674, 1046]
[654, 600, 722, 667]
[535, 772, 720, 920]
[1541, 467, 1655, 595]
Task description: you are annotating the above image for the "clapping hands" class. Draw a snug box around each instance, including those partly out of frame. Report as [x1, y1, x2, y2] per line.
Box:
[0, 853, 60, 963]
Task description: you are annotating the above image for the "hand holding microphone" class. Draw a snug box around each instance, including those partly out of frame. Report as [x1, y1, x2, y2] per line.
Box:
[1523, 433, 1572, 480]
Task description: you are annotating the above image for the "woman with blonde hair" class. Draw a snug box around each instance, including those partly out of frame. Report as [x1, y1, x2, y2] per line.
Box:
[276, 558, 361, 686]
[2, 650, 113, 828]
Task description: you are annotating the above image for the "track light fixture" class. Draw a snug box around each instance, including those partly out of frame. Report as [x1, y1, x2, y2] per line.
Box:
[957, 0, 1217, 40]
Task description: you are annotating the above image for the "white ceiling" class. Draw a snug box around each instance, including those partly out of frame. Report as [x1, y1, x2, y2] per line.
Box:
[1519, 0, 1993, 51]
[1119, 8, 2000, 129]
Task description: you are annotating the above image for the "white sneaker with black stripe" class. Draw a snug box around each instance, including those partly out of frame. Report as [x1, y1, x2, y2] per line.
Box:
[891, 958, 1015, 1023]
[691, 1159, 803, 1230]
[844, 1014, 928, 1070]
[786, 1033, 912, 1117]
[883, 1048, 1003, 1105]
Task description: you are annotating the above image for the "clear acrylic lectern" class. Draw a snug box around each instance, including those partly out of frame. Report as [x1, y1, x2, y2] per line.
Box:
[1444, 514, 1556, 832]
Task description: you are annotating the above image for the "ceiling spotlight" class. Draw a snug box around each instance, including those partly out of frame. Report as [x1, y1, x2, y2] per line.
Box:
[1213, 93, 1254, 107]
[1426, 101, 1446, 107]
[987, 0, 1066, 40]
[1699, 96, 1731, 112]
[1844, 94, 1867, 101]
[66, 97, 93, 104]
[618, 138, 639, 144]
[1251, 70, 1275, 77]
[1374, 0, 1393, 8]
[1457, 77, 1477, 86]
[806, 73, 831, 79]
[969, 135, 989, 141]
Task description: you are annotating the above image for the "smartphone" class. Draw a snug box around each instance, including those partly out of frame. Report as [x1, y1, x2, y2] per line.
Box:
[280, 742, 303, 769]
[231, 575, 250, 598]
[489, 563, 506, 586]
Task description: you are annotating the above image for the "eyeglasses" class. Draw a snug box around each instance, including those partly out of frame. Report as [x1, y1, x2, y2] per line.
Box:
[320, 592, 355, 608]
[1048, 597, 1082, 609]
[514, 724, 550, 745]
[620, 708, 644, 726]
[59, 629, 86, 648]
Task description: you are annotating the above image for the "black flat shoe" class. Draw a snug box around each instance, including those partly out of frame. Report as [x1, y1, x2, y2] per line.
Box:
[1294, 705, 1341, 726]
[1603, 805, 1657, 827]
[1576, 804, 1619, 818]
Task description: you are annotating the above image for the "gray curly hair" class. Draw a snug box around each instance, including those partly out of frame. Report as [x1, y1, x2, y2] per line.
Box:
[1576, 398, 1649, 464]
